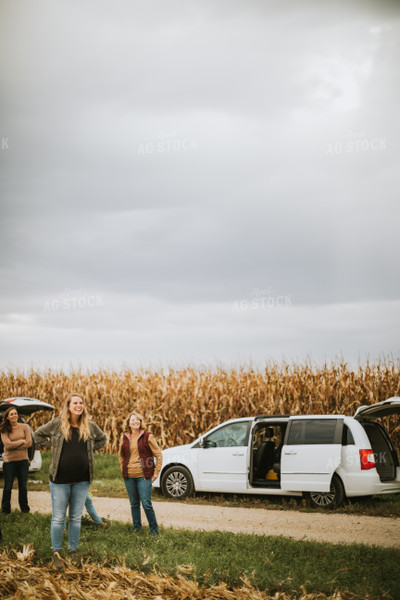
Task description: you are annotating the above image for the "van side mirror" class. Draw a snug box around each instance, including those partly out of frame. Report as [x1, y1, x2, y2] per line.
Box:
[199, 437, 205, 448]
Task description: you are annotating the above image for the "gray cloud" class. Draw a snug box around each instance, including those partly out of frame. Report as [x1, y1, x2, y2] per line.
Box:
[1, 0, 399, 370]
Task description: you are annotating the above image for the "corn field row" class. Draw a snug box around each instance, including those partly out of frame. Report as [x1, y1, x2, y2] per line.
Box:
[1, 358, 399, 453]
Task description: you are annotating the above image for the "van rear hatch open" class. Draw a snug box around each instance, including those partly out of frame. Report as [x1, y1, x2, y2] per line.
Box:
[0, 397, 55, 416]
[354, 397, 400, 482]
[354, 397, 400, 420]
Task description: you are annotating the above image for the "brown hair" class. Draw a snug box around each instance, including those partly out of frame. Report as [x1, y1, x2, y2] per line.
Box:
[0, 406, 19, 434]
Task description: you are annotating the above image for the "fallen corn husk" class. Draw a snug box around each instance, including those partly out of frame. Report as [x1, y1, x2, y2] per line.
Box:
[0, 547, 379, 600]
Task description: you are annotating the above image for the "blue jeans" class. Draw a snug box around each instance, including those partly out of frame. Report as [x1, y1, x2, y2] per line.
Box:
[124, 477, 159, 534]
[1, 460, 30, 513]
[50, 480, 90, 551]
[85, 493, 102, 524]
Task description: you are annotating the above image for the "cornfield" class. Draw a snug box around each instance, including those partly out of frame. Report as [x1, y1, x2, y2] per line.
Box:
[0, 358, 399, 453]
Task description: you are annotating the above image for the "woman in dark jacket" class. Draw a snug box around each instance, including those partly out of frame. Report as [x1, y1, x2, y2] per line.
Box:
[119, 412, 162, 535]
[34, 393, 106, 568]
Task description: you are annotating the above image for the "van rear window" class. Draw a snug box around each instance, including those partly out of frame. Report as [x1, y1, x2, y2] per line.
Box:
[287, 419, 338, 445]
[342, 424, 355, 445]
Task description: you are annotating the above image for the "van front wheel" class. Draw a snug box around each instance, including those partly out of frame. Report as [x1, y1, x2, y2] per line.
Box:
[306, 475, 345, 509]
[161, 466, 194, 499]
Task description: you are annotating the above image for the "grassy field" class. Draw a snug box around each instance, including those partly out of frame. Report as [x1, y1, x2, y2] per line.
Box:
[1, 510, 399, 599]
[2, 361, 399, 598]
[1, 359, 399, 453]
[2, 452, 400, 599]
[23, 451, 400, 518]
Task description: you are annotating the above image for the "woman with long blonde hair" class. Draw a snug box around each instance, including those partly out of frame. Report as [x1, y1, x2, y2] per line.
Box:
[34, 393, 106, 569]
[119, 411, 162, 535]
[59, 394, 91, 441]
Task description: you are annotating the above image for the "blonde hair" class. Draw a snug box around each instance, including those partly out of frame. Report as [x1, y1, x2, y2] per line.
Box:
[122, 411, 147, 433]
[60, 393, 90, 441]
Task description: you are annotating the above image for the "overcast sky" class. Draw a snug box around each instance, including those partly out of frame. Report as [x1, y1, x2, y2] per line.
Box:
[1, 0, 399, 372]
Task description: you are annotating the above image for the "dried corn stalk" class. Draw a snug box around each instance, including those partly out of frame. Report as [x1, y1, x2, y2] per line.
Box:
[0, 548, 368, 600]
[1, 359, 399, 452]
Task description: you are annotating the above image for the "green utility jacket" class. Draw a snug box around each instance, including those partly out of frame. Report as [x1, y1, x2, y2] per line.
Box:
[34, 417, 107, 482]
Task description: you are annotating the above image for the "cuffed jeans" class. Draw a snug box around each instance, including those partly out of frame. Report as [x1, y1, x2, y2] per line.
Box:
[85, 493, 102, 524]
[1, 459, 30, 514]
[124, 477, 159, 534]
[50, 480, 90, 551]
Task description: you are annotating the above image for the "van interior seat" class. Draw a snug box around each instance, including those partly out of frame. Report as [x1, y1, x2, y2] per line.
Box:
[254, 437, 275, 479]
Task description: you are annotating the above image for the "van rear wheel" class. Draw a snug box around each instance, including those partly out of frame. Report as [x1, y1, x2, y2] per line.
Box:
[306, 475, 345, 509]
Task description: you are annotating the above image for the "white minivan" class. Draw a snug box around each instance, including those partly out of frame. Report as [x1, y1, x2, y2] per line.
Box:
[0, 397, 55, 472]
[153, 397, 400, 508]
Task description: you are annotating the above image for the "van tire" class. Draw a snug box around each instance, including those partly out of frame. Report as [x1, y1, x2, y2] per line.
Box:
[161, 466, 194, 499]
[306, 474, 345, 509]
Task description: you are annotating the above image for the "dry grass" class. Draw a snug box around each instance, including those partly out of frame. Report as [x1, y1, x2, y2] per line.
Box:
[0, 546, 375, 600]
[1, 358, 399, 453]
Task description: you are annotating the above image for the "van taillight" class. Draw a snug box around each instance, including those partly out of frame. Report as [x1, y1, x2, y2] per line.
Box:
[359, 449, 376, 470]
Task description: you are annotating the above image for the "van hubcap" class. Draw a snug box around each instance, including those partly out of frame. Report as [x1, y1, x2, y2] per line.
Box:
[310, 490, 335, 506]
[166, 472, 187, 497]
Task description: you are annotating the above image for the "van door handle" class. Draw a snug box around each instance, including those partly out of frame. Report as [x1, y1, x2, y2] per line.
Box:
[284, 450, 297, 455]
[233, 452, 244, 456]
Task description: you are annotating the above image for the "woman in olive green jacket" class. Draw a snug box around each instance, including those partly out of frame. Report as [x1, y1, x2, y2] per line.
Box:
[34, 394, 106, 568]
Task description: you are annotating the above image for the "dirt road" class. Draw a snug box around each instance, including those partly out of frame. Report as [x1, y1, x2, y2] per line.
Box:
[11, 491, 400, 548]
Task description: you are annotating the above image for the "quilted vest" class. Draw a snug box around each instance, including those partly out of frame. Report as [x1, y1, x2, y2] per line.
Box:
[121, 430, 155, 480]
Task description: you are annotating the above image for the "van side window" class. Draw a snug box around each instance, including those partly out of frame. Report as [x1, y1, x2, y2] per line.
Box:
[205, 421, 249, 447]
[342, 424, 355, 445]
[286, 419, 338, 445]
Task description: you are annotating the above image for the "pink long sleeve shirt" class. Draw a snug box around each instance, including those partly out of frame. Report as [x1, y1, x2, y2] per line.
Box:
[1, 423, 32, 462]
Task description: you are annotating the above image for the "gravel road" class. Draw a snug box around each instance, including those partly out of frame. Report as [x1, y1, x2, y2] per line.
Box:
[10, 491, 400, 548]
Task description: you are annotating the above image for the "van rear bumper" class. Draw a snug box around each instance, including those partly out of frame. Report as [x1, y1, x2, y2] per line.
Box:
[340, 469, 400, 497]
